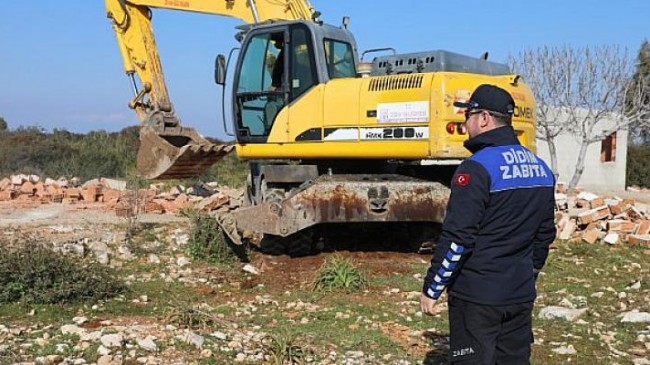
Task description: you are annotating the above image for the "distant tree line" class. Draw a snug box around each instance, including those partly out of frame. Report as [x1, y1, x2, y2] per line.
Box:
[0, 122, 246, 187]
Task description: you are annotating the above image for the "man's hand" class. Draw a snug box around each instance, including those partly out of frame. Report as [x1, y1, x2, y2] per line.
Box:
[420, 293, 440, 316]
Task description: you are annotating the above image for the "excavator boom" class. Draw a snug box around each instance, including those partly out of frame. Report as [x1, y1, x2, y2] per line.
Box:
[105, 0, 314, 179]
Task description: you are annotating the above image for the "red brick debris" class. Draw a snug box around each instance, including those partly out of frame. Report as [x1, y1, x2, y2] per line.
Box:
[0, 174, 242, 216]
[2, 174, 649, 247]
[555, 183, 650, 246]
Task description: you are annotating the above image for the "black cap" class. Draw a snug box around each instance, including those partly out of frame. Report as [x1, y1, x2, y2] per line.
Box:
[453, 84, 515, 115]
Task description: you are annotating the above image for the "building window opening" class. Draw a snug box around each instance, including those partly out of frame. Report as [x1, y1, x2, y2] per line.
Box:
[600, 132, 616, 162]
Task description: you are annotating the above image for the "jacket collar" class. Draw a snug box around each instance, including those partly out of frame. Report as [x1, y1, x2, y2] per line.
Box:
[463, 126, 521, 154]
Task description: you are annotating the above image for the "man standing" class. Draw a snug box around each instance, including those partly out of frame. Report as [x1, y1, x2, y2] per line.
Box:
[420, 84, 556, 364]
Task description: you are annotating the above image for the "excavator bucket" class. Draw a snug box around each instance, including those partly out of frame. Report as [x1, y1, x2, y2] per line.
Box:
[137, 125, 234, 180]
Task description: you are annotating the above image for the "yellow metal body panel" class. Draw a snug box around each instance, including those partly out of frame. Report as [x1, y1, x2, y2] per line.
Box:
[236, 72, 536, 160]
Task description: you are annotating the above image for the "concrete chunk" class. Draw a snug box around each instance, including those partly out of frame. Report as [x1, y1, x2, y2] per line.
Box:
[558, 220, 577, 240]
[539, 306, 587, 321]
[603, 232, 620, 245]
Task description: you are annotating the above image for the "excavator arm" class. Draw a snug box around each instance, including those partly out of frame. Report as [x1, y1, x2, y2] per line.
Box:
[105, 0, 314, 179]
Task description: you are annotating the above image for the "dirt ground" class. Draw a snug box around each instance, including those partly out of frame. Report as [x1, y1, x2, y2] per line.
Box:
[0, 199, 440, 364]
[0, 199, 429, 309]
[0, 201, 186, 227]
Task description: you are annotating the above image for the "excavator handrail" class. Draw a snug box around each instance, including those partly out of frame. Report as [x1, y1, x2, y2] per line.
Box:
[220, 47, 240, 137]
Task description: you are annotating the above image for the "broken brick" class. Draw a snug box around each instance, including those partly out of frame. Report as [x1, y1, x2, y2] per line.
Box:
[51, 194, 63, 203]
[581, 228, 600, 244]
[65, 188, 81, 199]
[81, 184, 102, 202]
[0, 190, 17, 201]
[144, 201, 165, 214]
[607, 200, 627, 215]
[625, 206, 644, 220]
[555, 212, 569, 231]
[588, 198, 605, 209]
[103, 190, 121, 204]
[576, 192, 603, 209]
[636, 220, 650, 235]
[20, 181, 36, 195]
[195, 193, 230, 211]
[174, 193, 190, 206]
[577, 206, 610, 225]
[46, 185, 61, 196]
[607, 219, 638, 233]
[38, 193, 52, 203]
[622, 198, 635, 206]
[16, 194, 33, 201]
[627, 234, 650, 246]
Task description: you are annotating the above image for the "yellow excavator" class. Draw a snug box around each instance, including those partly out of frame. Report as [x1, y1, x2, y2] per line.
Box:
[106, 0, 537, 254]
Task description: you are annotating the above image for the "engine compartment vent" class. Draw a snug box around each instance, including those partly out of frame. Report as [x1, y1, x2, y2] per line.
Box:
[368, 74, 424, 92]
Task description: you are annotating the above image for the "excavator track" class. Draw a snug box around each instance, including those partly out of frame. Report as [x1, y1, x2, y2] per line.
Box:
[137, 125, 234, 180]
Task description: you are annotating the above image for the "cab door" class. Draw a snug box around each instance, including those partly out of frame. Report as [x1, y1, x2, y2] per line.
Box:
[233, 25, 318, 144]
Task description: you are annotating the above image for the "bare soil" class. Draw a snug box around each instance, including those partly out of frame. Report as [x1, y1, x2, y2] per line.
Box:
[0, 200, 437, 363]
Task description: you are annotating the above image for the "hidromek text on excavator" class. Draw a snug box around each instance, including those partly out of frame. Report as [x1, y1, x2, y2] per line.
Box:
[105, 0, 537, 255]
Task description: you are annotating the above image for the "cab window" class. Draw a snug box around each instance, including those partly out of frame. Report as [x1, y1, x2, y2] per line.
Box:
[289, 27, 317, 100]
[323, 39, 356, 79]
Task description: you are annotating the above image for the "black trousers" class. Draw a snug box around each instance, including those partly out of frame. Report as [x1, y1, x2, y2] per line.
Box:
[448, 296, 534, 365]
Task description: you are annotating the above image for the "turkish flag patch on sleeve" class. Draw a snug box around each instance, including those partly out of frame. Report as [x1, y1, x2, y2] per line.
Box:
[454, 173, 470, 187]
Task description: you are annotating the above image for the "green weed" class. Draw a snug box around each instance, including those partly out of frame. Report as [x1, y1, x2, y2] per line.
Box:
[263, 328, 312, 365]
[163, 302, 225, 329]
[312, 255, 367, 293]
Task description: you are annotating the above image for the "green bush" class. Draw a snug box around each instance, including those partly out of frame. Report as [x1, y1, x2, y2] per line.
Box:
[186, 210, 249, 264]
[0, 242, 126, 304]
[312, 255, 367, 293]
[0, 125, 247, 187]
[626, 143, 650, 188]
[0, 126, 139, 180]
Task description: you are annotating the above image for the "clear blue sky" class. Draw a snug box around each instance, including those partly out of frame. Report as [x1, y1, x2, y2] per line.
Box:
[0, 1, 648, 140]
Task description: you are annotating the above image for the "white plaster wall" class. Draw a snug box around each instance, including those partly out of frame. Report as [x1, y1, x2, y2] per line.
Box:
[536, 118, 628, 192]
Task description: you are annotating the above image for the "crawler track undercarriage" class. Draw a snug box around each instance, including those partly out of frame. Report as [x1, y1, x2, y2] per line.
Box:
[217, 163, 452, 256]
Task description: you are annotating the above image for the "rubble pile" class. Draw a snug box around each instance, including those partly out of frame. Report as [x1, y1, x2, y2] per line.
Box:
[555, 187, 650, 246]
[2, 174, 650, 247]
[0, 174, 243, 216]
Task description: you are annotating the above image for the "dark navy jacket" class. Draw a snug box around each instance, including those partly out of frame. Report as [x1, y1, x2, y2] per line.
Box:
[423, 126, 556, 305]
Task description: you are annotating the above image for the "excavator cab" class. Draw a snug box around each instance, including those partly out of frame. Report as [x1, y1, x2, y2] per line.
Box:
[223, 21, 355, 145]
[232, 29, 289, 140]
[227, 25, 319, 143]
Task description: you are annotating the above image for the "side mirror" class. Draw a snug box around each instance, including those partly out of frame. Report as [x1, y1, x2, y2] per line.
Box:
[214, 54, 226, 85]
